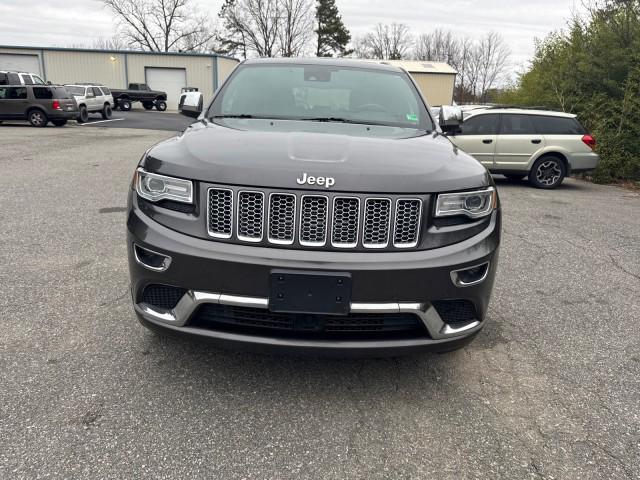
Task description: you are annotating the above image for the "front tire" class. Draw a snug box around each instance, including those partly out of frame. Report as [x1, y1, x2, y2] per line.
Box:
[101, 104, 112, 119]
[156, 100, 167, 111]
[77, 105, 89, 123]
[28, 110, 48, 127]
[51, 119, 67, 127]
[529, 156, 566, 189]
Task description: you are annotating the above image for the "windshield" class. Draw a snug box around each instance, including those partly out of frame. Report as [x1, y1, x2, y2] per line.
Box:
[208, 63, 433, 131]
[66, 86, 85, 95]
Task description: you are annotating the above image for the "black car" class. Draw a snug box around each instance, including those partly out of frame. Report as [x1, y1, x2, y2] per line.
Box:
[127, 58, 501, 356]
[0, 84, 78, 127]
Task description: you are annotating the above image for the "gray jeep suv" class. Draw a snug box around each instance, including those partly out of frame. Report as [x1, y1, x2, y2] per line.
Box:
[127, 58, 501, 356]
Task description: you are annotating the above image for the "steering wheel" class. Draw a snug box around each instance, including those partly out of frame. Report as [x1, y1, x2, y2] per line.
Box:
[353, 103, 389, 113]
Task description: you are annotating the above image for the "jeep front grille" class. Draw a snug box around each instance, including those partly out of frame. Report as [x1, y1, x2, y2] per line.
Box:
[300, 195, 328, 246]
[268, 193, 296, 244]
[332, 197, 360, 247]
[207, 187, 423, 250]
[394, 199, 422, 248]
[363, 198, 392, 248]
[237, 191, 264, 242]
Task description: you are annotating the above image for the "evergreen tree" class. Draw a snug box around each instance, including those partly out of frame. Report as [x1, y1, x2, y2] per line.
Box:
[315, 0, 352, 57]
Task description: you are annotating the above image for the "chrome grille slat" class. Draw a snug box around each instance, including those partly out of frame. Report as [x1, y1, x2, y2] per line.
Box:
[363, 198, 391, 248]
[207, 188, 422, 249]
[393, 199, 422, 248]
[332, 197, 360, 248]
[237, 191, 264, 242]
[300, 195, 328, 246]
[207, 188, 233, 239]
[268, 193, 296, 244]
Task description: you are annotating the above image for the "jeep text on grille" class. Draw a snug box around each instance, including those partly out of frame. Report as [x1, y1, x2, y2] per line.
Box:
[296, 173, 336, 188]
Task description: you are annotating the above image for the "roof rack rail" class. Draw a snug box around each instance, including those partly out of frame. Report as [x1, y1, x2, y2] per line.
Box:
[484, 104, 554, 111]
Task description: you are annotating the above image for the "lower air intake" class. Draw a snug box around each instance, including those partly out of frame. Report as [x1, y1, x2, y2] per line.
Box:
[432, 300, 477, 327]
[141, 284, 187, 309]
[189, 304, 428, 340]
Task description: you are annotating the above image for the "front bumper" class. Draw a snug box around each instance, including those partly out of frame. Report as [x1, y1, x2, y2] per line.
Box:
[127, 196, 501, 355]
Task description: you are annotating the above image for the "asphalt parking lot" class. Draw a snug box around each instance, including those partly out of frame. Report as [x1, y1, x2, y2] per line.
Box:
[0, 110, 193, 132]
[1, 126, 639, 479]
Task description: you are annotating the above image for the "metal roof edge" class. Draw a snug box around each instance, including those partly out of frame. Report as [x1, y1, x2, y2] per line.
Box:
[0, 44, 239, 62]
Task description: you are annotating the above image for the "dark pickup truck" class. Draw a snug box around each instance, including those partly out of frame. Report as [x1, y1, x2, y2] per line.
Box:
[111, 83, 167, 111]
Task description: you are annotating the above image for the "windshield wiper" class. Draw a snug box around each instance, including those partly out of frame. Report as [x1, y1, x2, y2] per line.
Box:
[210, 114, 256, 119]
[300, 117, 387, 126]
[301, 117, 431, 132]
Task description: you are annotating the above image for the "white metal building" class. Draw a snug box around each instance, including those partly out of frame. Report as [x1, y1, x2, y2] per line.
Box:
[0, 46, 239, 110]
[370, 60, 457, 106]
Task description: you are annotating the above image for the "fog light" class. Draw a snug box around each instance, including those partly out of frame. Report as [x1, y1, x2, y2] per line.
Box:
[450, 262, 490, 287]
[134, 244, 172, 272]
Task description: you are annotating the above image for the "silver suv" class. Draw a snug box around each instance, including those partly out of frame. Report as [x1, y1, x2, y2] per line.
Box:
[0, 71, 46, 86]
[450, 108, 599, 188]
[64, 84, 114, 123]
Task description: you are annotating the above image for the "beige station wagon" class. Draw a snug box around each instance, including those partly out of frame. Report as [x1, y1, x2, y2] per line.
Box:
[450, 108, 599, 188]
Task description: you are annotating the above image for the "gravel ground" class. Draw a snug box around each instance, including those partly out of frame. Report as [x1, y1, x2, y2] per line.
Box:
[0, 126, 638, 479]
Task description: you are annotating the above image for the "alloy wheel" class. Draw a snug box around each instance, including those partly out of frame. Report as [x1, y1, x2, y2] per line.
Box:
[30, 112, 44, 126]
[535, 160, 562, 186]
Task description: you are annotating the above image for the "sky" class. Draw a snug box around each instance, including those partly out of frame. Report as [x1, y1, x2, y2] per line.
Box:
[0, 0, 577, 71]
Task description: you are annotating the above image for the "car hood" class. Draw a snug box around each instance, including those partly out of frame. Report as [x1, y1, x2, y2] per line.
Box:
[143, 120, 491, 193]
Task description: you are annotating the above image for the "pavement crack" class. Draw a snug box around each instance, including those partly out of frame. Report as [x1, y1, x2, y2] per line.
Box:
[608, 254, 640, 282]
[99, 291, 129, 307]
[529, 460, 545, 479]
[586, 440, 635, 480]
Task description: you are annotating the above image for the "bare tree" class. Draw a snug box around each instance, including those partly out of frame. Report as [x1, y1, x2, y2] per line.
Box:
[279, 0, 314, 56]
[93, 36, 129, 50]
[351, 36, 374, 59]
[361, 23, 413, 60]
[414, 29, 460, 65]
[410, 29, 510, 103]
[473, 32, 511, 101]
[219, 0, 282, 57]
[102, 0, 216, 52]
[455, 37, 476, 103]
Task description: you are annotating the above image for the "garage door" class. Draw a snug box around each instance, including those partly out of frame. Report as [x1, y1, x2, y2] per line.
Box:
[145, 68, 186, 110]
[0, 53, 41, 75]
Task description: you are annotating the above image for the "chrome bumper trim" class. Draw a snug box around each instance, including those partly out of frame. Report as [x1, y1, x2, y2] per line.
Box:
[134, 290, 481, 339]
[450, 261, 491, 287]
[133, 243, 172, 272]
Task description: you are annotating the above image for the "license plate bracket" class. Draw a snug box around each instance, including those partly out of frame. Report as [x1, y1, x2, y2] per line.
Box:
[269, 270, 352, 315]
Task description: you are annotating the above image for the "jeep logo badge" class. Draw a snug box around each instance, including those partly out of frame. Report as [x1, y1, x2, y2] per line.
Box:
[296, 173, 335, 188]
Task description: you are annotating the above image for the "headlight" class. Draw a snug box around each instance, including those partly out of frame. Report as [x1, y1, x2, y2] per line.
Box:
[435, 187, 496, 219]
[135, 168, 193, 204]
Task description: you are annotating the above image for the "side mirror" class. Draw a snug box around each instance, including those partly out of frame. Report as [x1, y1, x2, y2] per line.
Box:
[179, 91, 203, 118]
[439, 105, 463, 135]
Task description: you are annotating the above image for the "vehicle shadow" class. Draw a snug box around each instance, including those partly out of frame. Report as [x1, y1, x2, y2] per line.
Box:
[0, 122, 75, 128]
[133, 320, 504, 399]
[492, 175, 589, 191]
